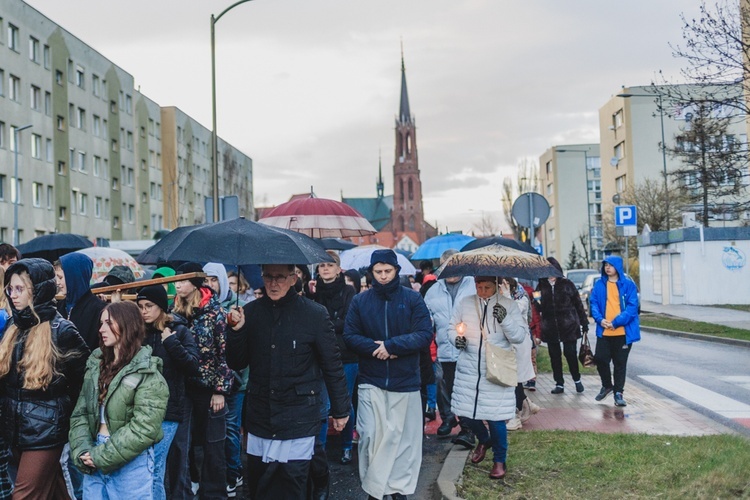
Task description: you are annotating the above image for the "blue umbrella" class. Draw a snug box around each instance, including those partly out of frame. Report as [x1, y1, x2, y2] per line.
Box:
[411, 233, 476, 261]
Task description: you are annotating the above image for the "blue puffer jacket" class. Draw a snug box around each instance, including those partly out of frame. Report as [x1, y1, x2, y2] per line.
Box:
[344, 278, 432, 392]
[590, 255, 640, 344]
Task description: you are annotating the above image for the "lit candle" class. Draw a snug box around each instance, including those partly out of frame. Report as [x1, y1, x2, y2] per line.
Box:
[456, 322, 465, 336]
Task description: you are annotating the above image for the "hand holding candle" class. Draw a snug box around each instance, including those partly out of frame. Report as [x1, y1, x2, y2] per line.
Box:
[455, 322, 467, 350]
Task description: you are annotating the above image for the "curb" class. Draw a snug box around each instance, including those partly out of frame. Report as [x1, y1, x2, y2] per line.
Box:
[640, 326, 750, 348]
[435, 446, 469, 500]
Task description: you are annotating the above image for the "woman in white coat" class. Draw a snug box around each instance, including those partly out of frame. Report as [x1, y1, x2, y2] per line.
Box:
[449, 276, 527, 480]
[500, 277, 540, 429]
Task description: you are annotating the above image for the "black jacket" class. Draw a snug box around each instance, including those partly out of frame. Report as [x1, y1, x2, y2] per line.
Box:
[535, 277, 588, 343]
[2, 313, 89, 450]
[142, 314, 200, 422]
[226, 289, 349, 441]
[67, 292, 107, 352]
[312, 275, 357, 365]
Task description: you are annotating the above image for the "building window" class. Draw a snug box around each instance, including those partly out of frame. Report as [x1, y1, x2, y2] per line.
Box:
[43, 45, 50, 69]
[140, 159, 146, 171]
[31, 133, 41, 159]
[125, 94, 132, 114]
[110, 100, 117, 113]
[57, 161, 67, 175]
[93, 115, 100, 137]
[46, 186, 53, 210]
[29, 36, 39, 62]
[32, 182, 41, 207]
[148, 119, 154, 136]
[55, 70, 63, 86]
[78, 193, 87, 215]
[75, 66, 84, 88]
[0, 175, 5, 200]
[9, 74, 20, 102]
[10, 179, 22, 204]
[112, 177, 119, 190]
[0, 121, 4, 149]
[30, 85, 41, 110]
[0, 69, 4, 96]
[141, 192, 147, 203]
[77, 108, 86, 130]
[57, 115, 65, 131]
[616, 174, 627, 193]
[126, 131, 133, 150]
[7, 24, 19, 51]
[58, 206, 67, 221]
[111, 139, 118, 152]
[94, 196, 102, 218]
[614, 109, 623, 128]
[127, 168, 134, 186]
[546, 183, 553, 196]
[44, 91, 51, 116]
[45, 138, 52, 162]
[92, 74, 99, 96]
[546, 160, 552, 178]
[549, 228, 556, 241]
[93, 156, 101, 177]
[150, 182, 156, 199]
[128, 205, 135, 223]
[78, 151, 86, 172]
[113, 216, 120, 228]
[614, 141, 625, 160]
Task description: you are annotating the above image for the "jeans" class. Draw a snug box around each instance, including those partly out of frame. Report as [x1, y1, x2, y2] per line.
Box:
[61, 442, 83, 499]
[341, 363, 358, 450]
[167, 397, 192, 499]
[83, 434, 154, 500]
[547, 339, 581, 386]
[463, 419, 508, 463]
[595, 335, 632, 393]
[153, 420, 179, 500]
[225, 390, 245, 483]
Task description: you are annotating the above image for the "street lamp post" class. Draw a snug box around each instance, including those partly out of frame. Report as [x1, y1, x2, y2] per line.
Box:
[617, 92, 670, 232]
[556, 148, 594, 265]
[13, 124, 33, 246]
[211, 0, 255, 223]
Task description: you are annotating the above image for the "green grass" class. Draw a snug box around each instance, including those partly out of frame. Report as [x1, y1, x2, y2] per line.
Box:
[640, 314, 750, 342]
[458, 431, 750, 499]
[535, 345, 598, 376]
[710, 304, 750, 313]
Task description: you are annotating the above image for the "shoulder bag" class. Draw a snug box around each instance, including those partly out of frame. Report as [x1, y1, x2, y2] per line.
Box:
[477, 298, 517, 387]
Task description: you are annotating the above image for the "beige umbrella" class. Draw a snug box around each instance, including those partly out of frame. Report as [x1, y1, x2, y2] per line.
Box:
[435, 244, 562, 280]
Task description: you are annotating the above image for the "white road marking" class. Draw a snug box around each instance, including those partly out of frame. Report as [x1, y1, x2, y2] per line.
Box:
[639, 375, 750, 419]
[717, 376, 750, 391]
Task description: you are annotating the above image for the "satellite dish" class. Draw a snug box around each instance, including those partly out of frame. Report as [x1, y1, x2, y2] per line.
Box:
[610, 157, 619, 167]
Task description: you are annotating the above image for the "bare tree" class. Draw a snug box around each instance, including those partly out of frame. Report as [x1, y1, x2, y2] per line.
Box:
[577, 228, 591, 268]
[472, 211, 501, 237]
[566, 242, 584, 270]
[664, 102, 748, 225]
[501, 159, 539, 241]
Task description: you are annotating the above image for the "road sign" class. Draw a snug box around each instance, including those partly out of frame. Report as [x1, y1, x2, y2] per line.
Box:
[615, 205, 637, 226]
[511, 193, 550, 229]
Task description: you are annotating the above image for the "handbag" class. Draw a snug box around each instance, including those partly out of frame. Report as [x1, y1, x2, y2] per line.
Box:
[477, 298, 517, 387]
[578, 332, 596, 368]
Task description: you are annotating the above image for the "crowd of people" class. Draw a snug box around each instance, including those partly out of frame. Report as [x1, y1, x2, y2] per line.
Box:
[0, 241, 640, 499]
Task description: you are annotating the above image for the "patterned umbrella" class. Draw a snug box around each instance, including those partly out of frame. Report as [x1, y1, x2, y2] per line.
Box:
[339, 245, 417, 276]
[461, 236, 538, 254]
[258, 195, 376, 238]
[411, 233, 476, 261]
[74, 247, 146, 284]
[436, 244, 562, 280]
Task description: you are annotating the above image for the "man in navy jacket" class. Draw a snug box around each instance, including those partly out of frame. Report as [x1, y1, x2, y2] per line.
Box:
[344, 249, 432, 500]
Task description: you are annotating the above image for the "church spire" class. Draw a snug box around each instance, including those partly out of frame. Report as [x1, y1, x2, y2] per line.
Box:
[399, 44, 412, 124]
[377, 149, 384, 198]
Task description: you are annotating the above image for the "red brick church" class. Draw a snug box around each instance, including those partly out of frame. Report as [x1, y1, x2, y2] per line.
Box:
[343, 55, 437, 249]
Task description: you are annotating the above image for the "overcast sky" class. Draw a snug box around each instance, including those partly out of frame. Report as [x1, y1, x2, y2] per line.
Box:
[25, 0, 707, 234]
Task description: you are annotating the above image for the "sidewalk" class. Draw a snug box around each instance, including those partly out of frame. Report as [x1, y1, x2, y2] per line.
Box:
[436, 371, 735, 500]
[641, 301, 750, 330]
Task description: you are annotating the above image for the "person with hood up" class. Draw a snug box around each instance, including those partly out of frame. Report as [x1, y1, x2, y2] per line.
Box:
[449, 276, 528, 480]
[153, 266, 177, 304]
[0, 258, 89, 498]
[202, 262, 247, 497]
[55, 253, 107, 352]
[589, 255, 640, 407]
[68, 301, 168, 499]
[173, 262, 233, 499]
[137, 285, 200, 500]
[344, 249, 433, 500]
[535, 257, 588, 395]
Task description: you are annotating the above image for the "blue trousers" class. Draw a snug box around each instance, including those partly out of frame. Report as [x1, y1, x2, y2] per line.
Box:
[341, 363, 359, 450]
[153, 420, 179, 500]
[463, 419, 508, 463]
[225, 390, 245, 483]
[83, 434, 154, 499]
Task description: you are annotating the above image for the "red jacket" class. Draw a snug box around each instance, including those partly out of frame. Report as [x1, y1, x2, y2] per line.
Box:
[522, 284, 542, 340]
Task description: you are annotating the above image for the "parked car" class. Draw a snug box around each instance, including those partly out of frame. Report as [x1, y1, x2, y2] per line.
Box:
[565, 269, 599, 290]
[579, 274, 600, 315]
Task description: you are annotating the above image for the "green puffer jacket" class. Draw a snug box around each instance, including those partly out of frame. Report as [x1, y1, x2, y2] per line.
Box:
[69, 345, 168, 475]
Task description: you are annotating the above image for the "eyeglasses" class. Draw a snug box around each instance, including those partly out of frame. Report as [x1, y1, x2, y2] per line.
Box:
[5, 285, 27, 296]
[261, 273, 294, 284]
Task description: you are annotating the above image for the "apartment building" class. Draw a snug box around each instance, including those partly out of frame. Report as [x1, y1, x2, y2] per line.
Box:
[0, 0, 253, 244]
[538, 144, 602, 265]
[599, 84, 748, 226]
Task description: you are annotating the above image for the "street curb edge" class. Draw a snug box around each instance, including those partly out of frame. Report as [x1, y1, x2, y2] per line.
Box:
[435, 447, 469, 500]
[641, 326, 750, 348]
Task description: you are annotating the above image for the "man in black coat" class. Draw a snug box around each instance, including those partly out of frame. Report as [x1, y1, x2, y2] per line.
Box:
[535, 257, 589, 394]
[227, 264, 349, 500]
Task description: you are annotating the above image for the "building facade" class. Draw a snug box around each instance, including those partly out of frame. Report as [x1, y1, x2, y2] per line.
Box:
[538, 144, 602, 265]
[0, 0, 253, 245]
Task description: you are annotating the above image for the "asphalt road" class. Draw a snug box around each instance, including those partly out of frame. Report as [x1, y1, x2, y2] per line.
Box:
[603, 331, 750, 436]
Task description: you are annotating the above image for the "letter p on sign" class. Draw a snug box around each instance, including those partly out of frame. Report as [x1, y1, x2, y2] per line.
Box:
[615, 205, 637, 226]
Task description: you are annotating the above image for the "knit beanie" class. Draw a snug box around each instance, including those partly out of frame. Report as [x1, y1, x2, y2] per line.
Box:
[136, 285, 169, 313]
[369, 249, 399, 271]
[176, 262, 206, 288]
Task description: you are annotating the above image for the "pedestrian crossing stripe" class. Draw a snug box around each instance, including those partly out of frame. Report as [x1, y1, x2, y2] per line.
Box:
[717, 376, 750, 392]
[639, 375, 750, 420]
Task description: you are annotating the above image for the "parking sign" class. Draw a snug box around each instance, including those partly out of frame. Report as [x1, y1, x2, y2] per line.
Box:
[615, 205, 637, 226]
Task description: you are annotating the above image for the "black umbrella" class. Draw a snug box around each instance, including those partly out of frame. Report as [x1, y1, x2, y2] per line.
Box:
[16, 233, 93, 262]
[136, 224, 207, 265]
[461, 236, 538, 254]
[314, 238, 357, 251]
[144, 217, 334, 266]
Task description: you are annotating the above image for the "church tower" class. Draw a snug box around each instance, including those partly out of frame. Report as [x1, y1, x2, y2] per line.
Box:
[391, 53, 426, 243]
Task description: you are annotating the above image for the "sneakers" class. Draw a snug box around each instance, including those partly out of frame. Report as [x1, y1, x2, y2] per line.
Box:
[523, 380, 536, 391]
[519, 398, 540, 423]
[551, 385, 564, 394]
[575, 380, 584, 393]
[340, 448, 352, 465]
[437, 417, 459, 437]
[614, 392, 627, 407]
[451, 429, 475, 450]
[506, 415, 522, 431]
[595, 386, 613, 401]
[227, 476, 243, 498]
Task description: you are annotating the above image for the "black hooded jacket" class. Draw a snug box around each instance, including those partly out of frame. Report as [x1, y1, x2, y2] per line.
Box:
[535, 257, 588, 343]
[312, 274, 357, 364]
[2, 258, 90, 450]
